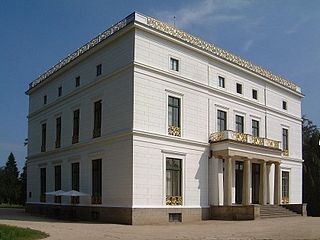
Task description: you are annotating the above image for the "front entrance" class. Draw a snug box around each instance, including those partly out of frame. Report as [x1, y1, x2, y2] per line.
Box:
[251, 163, 260, 204]
[235, 161, 243, 204]
[282, 171, 289, 203]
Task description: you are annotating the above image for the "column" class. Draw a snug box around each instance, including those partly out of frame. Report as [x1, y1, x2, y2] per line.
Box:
[260, 161, 267, 205]
[266, 163, 271, 204]
[224, 157, 233, 206]
[274, 162, 281, 205]
[242, 159, 251, 205]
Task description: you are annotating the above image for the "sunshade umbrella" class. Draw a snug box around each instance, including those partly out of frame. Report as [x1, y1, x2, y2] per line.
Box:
[45, 190, 66, 196]
[60, 190, 89, 197]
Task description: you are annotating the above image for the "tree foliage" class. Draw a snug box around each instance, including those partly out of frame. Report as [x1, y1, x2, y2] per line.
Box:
[302, 117, 320, 216]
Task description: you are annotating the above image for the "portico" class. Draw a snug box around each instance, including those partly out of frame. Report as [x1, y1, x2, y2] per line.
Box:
[209, 130, 282, 207]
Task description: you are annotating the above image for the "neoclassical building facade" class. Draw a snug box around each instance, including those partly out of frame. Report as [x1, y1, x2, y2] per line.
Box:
[26, 12, 304, 224]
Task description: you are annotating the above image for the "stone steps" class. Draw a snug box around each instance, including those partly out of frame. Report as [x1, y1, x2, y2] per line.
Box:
[260, 205, 300, 219]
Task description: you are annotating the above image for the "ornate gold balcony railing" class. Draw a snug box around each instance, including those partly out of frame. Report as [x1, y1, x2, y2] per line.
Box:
[166, 196, 183, 205]
[209, 130, 281, 150]
[168, 125, 181, 137]
[283, 149, 289, 156]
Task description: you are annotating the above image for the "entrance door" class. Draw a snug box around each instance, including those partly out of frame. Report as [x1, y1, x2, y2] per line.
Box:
[235, 161, 243, 204]
[251, 163, 260, 204]
[282, 171, 289, 203]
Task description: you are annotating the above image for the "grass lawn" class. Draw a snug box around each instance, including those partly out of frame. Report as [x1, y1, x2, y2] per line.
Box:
[0, 204, 24, 209]
[0, 224, 48, 240]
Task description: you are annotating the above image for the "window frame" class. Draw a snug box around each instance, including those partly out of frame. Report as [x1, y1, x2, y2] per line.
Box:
[92, 159, 102, 204]
[54, 165, 61, 203]
[93, 100, 102, 138]
[55, 116, 61, 148]
[58, 86, 62, 97]
[235, 115, 244, 133]
[217, 110, 227, 131]
[252, 89, 258, 100]
[282, 128, 289, 152]
[96, 64, 102, 76]
[169, 57, 180, 72]
[218, 76, 225, 88]
[282, 100, 288, 110]
[72, 109, 80, 144]
[40, 167, 46, 202]
[252, 119, 260, 137]
[43, 95, 47, 105]
[75, 76, 80, 87]
[41, 123, 47, 152]
[236, 83, 243, 94]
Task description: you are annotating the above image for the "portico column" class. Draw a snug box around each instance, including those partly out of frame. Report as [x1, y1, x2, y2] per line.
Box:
[260, 161, 267, 205]
[224, 157, 233, 206]
[242, 159, 251, 205]
[274, 162, 281, 205]
[266, 163, 272, 204]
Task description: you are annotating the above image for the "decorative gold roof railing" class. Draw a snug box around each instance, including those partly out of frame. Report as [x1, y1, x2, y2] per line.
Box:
[209, 130, 281, 150]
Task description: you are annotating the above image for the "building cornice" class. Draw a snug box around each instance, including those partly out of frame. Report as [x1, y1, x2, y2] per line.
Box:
[27, 12, 301, 95]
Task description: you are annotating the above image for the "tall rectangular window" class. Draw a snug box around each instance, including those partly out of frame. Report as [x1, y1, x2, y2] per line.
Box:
[75, 76, 80, 87]
[71, 162, 80, 204]
[92, 159, 102, 204]
[40, 168, 46, 202]
[41, 123, 47, 152]
[93, 100, 102, 138]
[58, 86, 62, 97]
[72, 109, 80, 144]
[235, 115, 244, 133]
[55, 117, 61, 148]
[54, 165, 61, 203]
[282, 128, 289, 154]
[168, 96, 181, 136]
[43, 95, 47, 105]
[236, 83, 243, 94]
[96, 64, 102, 76]
[252, 120, 260, 137]
[252, 89, 258, 100]
[170, 58, 179, 72]
[166, 158, 182, 205]
[217, 110, 227, 131]
[218, 76, 225, 88]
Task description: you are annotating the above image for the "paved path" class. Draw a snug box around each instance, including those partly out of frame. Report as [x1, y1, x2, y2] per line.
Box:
[0, 208, 319, 240]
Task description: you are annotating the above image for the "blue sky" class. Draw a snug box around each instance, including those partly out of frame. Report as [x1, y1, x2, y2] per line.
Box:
[0, 0, 319, 171]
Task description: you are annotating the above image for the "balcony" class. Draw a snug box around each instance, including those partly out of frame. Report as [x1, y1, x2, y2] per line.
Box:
[166, 196, 182, 206]
[209, 130, 281, 150]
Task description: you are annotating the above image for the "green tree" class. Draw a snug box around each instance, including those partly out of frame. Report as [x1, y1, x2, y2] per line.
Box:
[18, 162, 27, 205]
[4, 152, 20, 205]
[0, 167, 5, 204]
[302, 117, 320, 216]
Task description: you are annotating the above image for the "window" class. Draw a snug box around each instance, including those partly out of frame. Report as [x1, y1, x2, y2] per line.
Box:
[235, 115, 244, 133]
[72, 109, 80, 144]
[218, 76, 225, 88]
[43, 95, 47, 105]
[282, 128, 289, 155]
[252, 120, 260, 137]
[236, 83, 243, 94]
[71, 162, 80, 204]
[93, 100, 102, 138]
[92, 159, 102, 204]
[282, 101, 287, 110]
[96, 64, 102, 76]
[58, 86, 62, 97]
[55, 117, 61, 148]
[75, 76, 80, 87]
[54, 165, 61, 203]
[168, 96, 181, 136]
[170, 58, 179, 72]
[252, 89, 258, 100]
[40, 168, 46, 203]
[217, 110, 227, 131]
[166, 158, 182, 205]
[282, 171, 289, 203]
[41, 123, 46, 152]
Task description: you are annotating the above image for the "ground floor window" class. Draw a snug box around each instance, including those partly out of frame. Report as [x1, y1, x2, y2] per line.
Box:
[40, 168, 46, 203]
[54, 165, 61, 203]
[71, 162, 80, 204]
[92, 159, 102, 204]
[166, 158, 182, 205]
[282, 171, 290, 203]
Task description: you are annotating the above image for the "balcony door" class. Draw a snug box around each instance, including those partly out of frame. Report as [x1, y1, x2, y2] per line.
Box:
[235, 161, 243, 204]
[251, 163, 260, 204]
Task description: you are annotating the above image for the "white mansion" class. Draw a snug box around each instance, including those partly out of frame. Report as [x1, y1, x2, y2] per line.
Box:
[26, 12, 305, 224]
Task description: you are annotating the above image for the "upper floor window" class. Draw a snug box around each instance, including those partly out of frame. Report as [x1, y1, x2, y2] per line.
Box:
[252, 89, 258, 100]
[282, 101, 287, 110]
[168, 96, 181, 137]
[92, 159, 102, 204]
[170, 58, 179, 72]
[166, 158, 182, 206]
[54, 165, 61, 203]
[58, 86, 62, 97]
[41, 123, 47, 152]
[236, 83, 243, 94]
[218, 76, 225, 88]
[282, 128, 289, 155]
[252, 120, 260, 137]
[55, 117, 61, 148]
[96, 64, 102, 76]
[235, 115, 244, 133]
[75, 76, 80, 87]
[93, 100, 102, 138]
[72, 109, 80, 144]
[217, 110, 227, 131]
[43, 95, 47, 105]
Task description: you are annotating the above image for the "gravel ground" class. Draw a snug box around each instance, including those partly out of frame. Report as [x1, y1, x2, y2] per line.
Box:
[0, 208, 319, 240]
